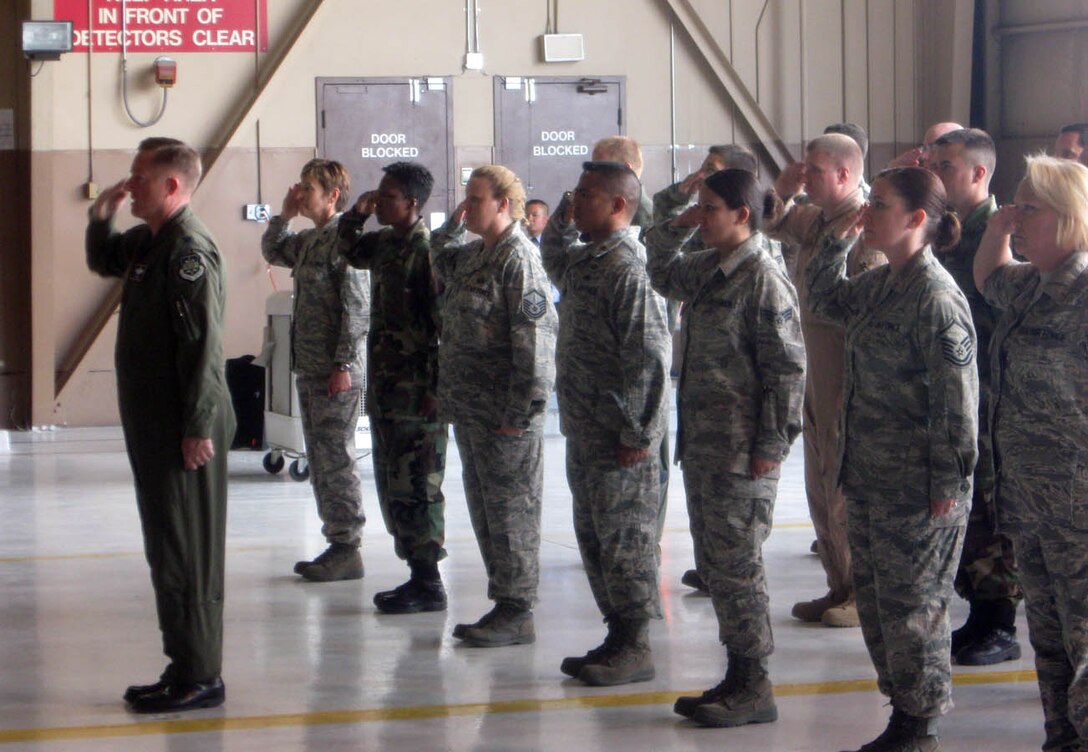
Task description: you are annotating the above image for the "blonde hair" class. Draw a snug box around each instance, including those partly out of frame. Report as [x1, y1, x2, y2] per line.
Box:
[592, 136, 644, 176]
[807, 133, 863, 183]
[1021, 154, 1088, 252]
[471, 165, 526, 222]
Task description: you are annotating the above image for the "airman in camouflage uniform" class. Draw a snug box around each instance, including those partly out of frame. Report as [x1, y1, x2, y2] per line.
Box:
[262, 159, 370, 582]
[766, 134, 887, 628]
[653, 145, 787, 595]
[591, 138, 672, 558]
[807, 167, 978, 752]
[977, 155, 1088, 752]
[647, 168, 805, 729]
[431, 165, 557, 647]
[540, 162, 671, 687]
[87, 138, 235, 713]
[930, 129, 1022, 666]
[338, 162, 448, 614]
[654, 145, 787, 279]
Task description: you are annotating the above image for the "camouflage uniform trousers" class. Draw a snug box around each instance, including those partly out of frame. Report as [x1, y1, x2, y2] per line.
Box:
[803, 403, 853, 600]
[371, 417, 448, 566]
[296, 375, 365, 547]
[847, 494, 966, 718]
[1012, 527, 1088, 752]
[954, 488, 1022, 603]
[682, 460, 777, 656]
[454, 422, 543, 607]
[566, 435, 663, 621]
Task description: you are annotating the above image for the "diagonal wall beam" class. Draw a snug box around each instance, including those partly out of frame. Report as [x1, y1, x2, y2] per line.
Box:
[54, 1, 326, 401]
[659, 0, 794, 171]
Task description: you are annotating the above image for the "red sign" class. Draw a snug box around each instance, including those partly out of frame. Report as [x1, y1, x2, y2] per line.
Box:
[54, 0, 269, 53]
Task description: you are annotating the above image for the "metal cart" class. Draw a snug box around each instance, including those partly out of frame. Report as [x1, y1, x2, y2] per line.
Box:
[260, 291, 309, 480]
[258, 291, 370, 482]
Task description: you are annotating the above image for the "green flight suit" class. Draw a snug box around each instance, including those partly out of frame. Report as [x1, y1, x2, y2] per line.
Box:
[87, 204, 235, 684]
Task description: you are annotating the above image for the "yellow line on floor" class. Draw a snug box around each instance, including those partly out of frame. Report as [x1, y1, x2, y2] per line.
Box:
[0, 670, 1038, 744]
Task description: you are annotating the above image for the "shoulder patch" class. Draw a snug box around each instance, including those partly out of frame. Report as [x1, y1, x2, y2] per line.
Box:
[521, 289, 548, 320]
[177, 254, 206, 282]
[761, 307, 795, 327]
[938, 320, 974, 367]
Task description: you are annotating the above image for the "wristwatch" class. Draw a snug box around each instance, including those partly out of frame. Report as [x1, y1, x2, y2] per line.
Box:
[336, 362, 352, 372]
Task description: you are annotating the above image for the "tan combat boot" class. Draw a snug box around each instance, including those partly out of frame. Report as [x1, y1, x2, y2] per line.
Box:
[461, 602, 535, 647]
[561, 615, 620, 678]
[577, 618, 655, 686]
[791, 591, 841, 622]
[822, 598, 861, 628]
[295, 543, 364, 582]
[691, 655, 777, 727]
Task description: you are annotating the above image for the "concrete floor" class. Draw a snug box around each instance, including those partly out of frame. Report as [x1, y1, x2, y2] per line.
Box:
[0, 424, 1047, 751]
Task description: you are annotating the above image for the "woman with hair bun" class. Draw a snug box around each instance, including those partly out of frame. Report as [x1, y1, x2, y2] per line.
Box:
[646, 168, 806, 729]
[805, 166, 980, 752]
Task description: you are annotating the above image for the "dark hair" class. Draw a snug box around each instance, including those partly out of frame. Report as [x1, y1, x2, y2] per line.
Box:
[526, 198, 550, 213]
[301, 159, 351, 211]
[1059, 122, 1088, 147]
[138, 137, 202, 190]
[704, 168, 771, 232]
[824, 122, 869, 159]
[581, 160, 642, 219]
[381, 161, 433, 208]
[707, 144, 759, 175]
[874, 167, 961, 251]
[932, 128, 996, 175]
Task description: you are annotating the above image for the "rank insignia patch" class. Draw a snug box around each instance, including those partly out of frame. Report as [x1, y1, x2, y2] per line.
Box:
[939, 321, 974, 366]
[761, 307, 794, 326]
[521, 289, 548, 320]
[177, 254, 205, 282]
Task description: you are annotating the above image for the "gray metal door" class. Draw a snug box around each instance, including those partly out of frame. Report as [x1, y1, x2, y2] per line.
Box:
[317, 77, 454, 224]
[494, 76, 625, 210]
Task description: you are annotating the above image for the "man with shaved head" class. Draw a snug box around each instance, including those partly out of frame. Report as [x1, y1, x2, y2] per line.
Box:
[767, 133, 886, 629]
[888, 121, 964, 170]
[541, 160, 671, 687]
[930, 128, 1024, 667]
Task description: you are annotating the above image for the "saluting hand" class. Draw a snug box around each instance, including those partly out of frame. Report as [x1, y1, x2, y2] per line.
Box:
[988, 204, 1019, 237]
[181, 437, 215, 471]
[679, 167, 708, 195]
[353, 190, 379, 216]
[280, 183, 303, 220]
[672, 204, 702, 229]
[90, 180, 129, 222]
[452, 200, 469, 226]
[832, 206, 866, 241]
[888, 147, 925, 169]
[774, 162, 806, 199]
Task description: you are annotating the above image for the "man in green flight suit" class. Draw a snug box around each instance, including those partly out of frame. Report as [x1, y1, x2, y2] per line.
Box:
[86, 137, 236, 714]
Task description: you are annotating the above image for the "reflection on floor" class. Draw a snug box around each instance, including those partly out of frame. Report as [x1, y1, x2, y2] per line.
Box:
[0, 427, 1045, 751]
